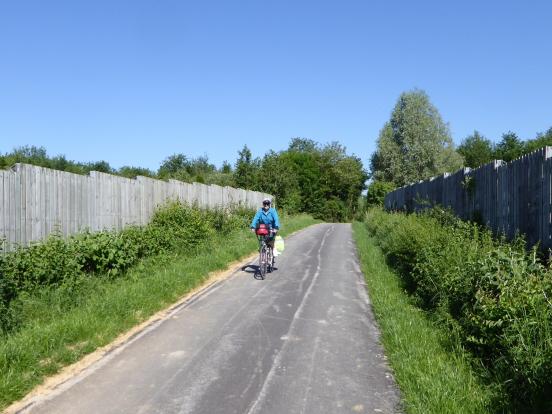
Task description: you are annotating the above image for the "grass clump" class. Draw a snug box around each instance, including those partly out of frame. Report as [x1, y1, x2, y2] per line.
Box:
[363, 208, 552, 413]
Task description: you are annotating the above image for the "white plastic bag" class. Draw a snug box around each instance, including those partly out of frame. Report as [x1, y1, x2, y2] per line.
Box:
[274, 235, 285, 256]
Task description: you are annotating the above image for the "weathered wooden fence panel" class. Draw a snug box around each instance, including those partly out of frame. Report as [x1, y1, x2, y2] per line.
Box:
[384, 147, 552, 250]
[0, 163, 273, 250]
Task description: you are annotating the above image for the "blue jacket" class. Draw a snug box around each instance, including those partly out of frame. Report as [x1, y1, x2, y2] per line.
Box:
[250, 207, 280, 230]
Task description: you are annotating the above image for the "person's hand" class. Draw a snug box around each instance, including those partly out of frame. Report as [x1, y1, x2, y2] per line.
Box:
[250, 228, 256, 233]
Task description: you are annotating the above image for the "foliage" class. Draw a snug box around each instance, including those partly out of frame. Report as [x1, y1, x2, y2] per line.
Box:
[365, 208, 552, 412]
[366, 180, 395, 206]
[493, 131, 525, 162]
[234, 145, 261, 190]
[0, 146, 114, 175]
[457, 127, 552, 170]
[370, 89, 464, 186]
[524, 127, 552, 153]
[257, 150, 301, 213]
[352, 222, 495, 413]
[253, 138, 367, 221]
[118, 166, 155, 178]
[0, 202, 253, 335]
[457, 131, 494, 168]
[157, 153, 219, 183]
[0, 146, 235, 185]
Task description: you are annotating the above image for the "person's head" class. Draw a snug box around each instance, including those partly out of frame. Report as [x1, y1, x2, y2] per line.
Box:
[262, 198, 271, 210]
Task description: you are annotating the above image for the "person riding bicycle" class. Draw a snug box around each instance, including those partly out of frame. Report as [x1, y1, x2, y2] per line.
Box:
[250, 198, 280, 253]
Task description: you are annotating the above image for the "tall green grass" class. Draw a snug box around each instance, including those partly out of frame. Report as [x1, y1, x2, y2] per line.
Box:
[352, 221, 496, 414]
[0, 209, 318, 410]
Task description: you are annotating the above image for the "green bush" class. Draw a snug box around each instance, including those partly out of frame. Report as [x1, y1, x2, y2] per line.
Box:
[366, 180, 395, 207]
[2, 233, 82, 292]
[313, 197, 347, 222]
[365, 208, 552, 412]
[0, 202, 254, 334]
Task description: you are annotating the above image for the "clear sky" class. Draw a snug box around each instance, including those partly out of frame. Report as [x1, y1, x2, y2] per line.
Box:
[1, 0, 551, 171]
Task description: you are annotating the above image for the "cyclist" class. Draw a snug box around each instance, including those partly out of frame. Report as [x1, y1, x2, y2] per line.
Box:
[250, 198, 280, 254]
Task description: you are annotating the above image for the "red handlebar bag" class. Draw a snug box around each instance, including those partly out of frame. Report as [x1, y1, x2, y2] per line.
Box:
[256, 224, 269, 235]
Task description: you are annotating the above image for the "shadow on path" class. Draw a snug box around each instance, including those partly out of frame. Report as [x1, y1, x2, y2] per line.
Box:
[241, 264, 278, 280]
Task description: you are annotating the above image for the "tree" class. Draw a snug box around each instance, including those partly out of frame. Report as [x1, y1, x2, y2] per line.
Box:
[158, 153, 189, 179]
[524, 127, 552, 154]
[221, 161, 232, 174]
[319, 143, 367, 216]
[118, 166, 155, 178]
[234, 145, 260, 189]
[458, 131, 494, 168]
[1, 145, 49, 169]
[231, 138, 366, 220]
[258, 151, 301, 213]
[366, 180, 395, 206]
[370, 89, 464, 187]
[288, 137, 318, 153]
[83, 160, 113, 174]
[494, 132, 525, 162]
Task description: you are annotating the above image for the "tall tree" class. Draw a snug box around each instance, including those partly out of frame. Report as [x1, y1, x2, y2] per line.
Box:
[221, 160, 232, 174]
[158, 153, 189, 179]
[234, 145, 260, 189]
[458, 131, 494, 168]
[370, 89, 464, 186]
[257, 151, 301, 213]
[494, 132, 525, 162]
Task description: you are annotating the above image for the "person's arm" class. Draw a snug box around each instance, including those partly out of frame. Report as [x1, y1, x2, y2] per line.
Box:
[250, 209, 261, 229]
[272, 208, 280, 230]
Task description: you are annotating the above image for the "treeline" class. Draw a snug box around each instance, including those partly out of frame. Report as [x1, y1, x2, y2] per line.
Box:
[233, 139, 366, 221]
[367, 89, 552, 206]
[1, 138, 367, 221]
[458, 128, 552, 168]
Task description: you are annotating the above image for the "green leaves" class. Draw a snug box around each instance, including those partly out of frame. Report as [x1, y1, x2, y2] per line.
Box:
[370, 90, 464, 187]
[254, 140, 367, 220]
[457, 131, 494, 168]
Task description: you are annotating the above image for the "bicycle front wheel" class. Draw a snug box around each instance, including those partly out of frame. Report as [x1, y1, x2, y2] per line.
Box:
[259, 245, 268, 279]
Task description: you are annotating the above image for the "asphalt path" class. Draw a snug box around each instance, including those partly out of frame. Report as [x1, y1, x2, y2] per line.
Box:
[25, 223, 401, 414]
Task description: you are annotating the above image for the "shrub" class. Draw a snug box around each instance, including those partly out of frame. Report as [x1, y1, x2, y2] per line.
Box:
[365, 207, 552, 411]
[314, 198, 347, 222]
[0, 202, 254, 334]
[2, 233, 82, 292]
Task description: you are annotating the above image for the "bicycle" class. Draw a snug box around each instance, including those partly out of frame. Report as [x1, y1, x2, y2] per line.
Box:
[255, 226, 275, 279]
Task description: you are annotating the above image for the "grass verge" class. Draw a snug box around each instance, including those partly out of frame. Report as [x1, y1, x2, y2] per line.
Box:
[0, 214, 319, 410]
[352, 221, 496, 414]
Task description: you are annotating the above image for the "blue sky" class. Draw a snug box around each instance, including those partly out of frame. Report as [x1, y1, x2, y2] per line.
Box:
[1, 0, 551, 171]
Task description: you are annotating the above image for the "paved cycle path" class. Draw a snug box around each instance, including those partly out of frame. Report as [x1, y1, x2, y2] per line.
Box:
[26, 223, 401, 414]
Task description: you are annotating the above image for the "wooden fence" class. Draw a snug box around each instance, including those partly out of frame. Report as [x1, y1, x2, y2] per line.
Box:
[384, 147, 552, 250]
[0, 163, 273, 250]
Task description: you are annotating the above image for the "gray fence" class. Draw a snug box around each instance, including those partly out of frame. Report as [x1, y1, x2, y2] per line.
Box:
[384, 147, 552, 250]
[0, 163, 273, 249]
